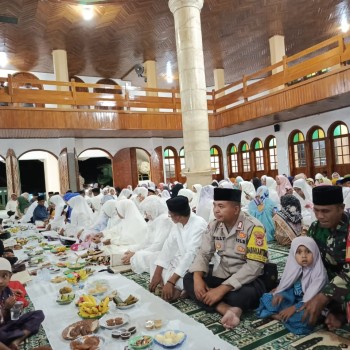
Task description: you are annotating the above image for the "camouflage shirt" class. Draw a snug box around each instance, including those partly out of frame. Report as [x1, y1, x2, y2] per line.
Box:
[308, 212, 350, 304]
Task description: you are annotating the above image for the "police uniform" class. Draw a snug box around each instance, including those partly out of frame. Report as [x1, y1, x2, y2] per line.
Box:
[184, 210, 268, 312]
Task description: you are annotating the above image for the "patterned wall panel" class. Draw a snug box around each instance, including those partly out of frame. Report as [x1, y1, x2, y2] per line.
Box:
[58, 148, 69, 194]
[5, 148, 21, 195]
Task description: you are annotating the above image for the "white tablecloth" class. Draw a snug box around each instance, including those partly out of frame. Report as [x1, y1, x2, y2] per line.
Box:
[26, 272, 237, 350]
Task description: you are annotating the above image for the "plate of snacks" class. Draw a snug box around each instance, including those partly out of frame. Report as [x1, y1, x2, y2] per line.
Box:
[77, 295, 109, 319]
[85, 280, 110, 296]
[99, 312, 130, 329]
[51, 246, 66, 254]
[139, 316, 168, 331]
[113, 294, 139, 309]
[56, 292, 75, 305]
[70, 334, 105, 350]
[129, 335, 153, 349]
[62, 319, 99, 340]
[154, 330, 186, 348]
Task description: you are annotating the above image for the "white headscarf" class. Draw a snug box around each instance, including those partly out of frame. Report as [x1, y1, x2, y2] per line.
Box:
[161, 190, 171, 200]
[274, 236, 328, 302]
[191, 184, 202, 209]
[115, 199, 148, 244]
[140, 196, 167, 221]
[134, 187, 148, 198]
[68, 195, 93, 227]
[239, 181, 256, 206]
[102, 199, 118, 218]
[293, 178, 313, 202]
[118, 188, 133, 200]
[264, 177, 280, 208]
[49, 195, 66, 224]
[178, 188, 194, 203]
[219, 181, 234, 189]
[196, 185, 214, 222]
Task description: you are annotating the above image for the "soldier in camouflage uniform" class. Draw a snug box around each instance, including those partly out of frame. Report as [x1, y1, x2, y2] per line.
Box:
[303, 185, 349, 330]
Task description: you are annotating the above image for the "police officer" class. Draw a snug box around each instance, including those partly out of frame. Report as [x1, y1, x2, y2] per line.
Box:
[302, 185, 350, 330]
[183, 188, 267, 329]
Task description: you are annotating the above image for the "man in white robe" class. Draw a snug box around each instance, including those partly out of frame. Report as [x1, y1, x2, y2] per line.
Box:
[149, 195, 207, 301]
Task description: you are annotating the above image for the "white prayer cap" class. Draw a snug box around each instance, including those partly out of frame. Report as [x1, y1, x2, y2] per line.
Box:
[0, 258, 12, 272]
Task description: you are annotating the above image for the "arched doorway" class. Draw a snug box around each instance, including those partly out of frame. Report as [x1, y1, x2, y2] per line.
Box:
[78, 149, 113, 187]
[136, 148, 151, 182]
[18, 150, 60, 196]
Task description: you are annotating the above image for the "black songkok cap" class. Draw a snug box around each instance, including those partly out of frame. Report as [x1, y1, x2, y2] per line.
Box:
[312, 185, 343, 205]
[166, 195, 190, 216]
[339, 175, 350, 184]
[214, 188, 241, 203]
[37, 195, 45, 201]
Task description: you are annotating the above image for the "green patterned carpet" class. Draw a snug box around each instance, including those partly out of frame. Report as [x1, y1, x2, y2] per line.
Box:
[22, 241, 350, 349]
[122, 242, 350, 350]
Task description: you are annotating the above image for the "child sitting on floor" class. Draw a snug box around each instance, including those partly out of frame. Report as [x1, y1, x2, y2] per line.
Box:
[256, 236, 328, 334]
[0, 258, 45, 350]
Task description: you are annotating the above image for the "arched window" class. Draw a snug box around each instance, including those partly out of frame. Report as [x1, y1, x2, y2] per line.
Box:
[163, 147, 177, 180]
[292, 131, 306, 168]
[241, 142, 250, 172]
[333, 123, 350, 164]
[253, 139, 264, 171]
[210, 146, 221, 174]
[267, 137, 278, 170]
[228, 144, 238, 174]
[179, 147, 186, 171]
[311, 128, 326, 166]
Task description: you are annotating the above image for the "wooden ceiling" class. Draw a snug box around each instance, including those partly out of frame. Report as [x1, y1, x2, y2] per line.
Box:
[0, 0, 349, 88]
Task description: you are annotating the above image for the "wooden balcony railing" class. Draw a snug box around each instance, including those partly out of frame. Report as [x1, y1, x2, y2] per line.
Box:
[0, 33, 349, 114]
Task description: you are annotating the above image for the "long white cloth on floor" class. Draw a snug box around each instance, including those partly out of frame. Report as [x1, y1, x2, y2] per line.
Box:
[26, 272, 236, 350]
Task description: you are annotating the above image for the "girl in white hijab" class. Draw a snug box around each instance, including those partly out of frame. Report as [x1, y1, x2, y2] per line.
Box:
[292, 178, 315, 226]
[63, 196, 93, 237]
[257, 236, 327, 334]
[48, 195, 66, 230]
[122, 196, 173, 273]
[102, 199, 147, 254]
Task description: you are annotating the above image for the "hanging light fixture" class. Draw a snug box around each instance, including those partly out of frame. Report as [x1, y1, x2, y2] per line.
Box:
[0, 52, 8, 68]
[82, 5, 94, 21]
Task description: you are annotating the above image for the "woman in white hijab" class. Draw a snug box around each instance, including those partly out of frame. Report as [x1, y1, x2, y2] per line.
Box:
[191, 184, 202, 212]
[48, 195, 66, 230]
[122, 196, 173, 273]
[132, 187, 148, 212]
[196, 185, 215, 222]
[239, 181, 256, 208]
[102, 199, 148, 254]
[63, 196, 93, 237]
[292, 178, 315, 226]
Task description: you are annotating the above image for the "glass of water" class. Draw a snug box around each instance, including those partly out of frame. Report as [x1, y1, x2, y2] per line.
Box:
[10, 301, 24, 320]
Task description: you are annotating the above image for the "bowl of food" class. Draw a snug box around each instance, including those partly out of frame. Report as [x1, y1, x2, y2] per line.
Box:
[154, 330, 186, 348]
[51, 246, 66, 254]
[129, 335, 153, 349]
[66, 262, 86, 271]
[139, 317, 168, 331]
[85, 280, 110, 296]
[56, 292, 75, 305]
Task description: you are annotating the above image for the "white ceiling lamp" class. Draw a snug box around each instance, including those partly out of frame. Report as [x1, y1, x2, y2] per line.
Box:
[82, 5, 94, 21]
[341, 17, 349, 33]
[0, 52, 8, 68]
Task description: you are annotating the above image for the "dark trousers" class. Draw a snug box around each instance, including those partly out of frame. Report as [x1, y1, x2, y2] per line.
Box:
[183, 272, 266, 313]
[0, 310, 45, 345]
[7, 211, 15, 217]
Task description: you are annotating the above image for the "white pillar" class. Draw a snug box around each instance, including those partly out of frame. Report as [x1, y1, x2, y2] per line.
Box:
[269, 35, 285, 74]
[274, 124, 291, 175]
[43, 153, 60, 193]
[169, 0, 212, 186]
